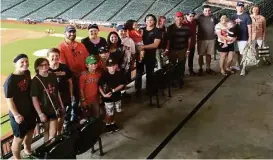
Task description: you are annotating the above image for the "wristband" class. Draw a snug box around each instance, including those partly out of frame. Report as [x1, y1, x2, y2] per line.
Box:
[112, 89, 115, 93]
[187, 50, 190, 53]
[14, 114, 21, 118]
[39, 113, 44, 117]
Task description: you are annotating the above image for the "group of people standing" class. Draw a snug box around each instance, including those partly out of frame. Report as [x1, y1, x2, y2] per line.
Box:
[4, 1, 267, 159]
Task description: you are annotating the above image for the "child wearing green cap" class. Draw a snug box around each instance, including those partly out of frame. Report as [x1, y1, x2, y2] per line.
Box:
[79, 55, 101, 118]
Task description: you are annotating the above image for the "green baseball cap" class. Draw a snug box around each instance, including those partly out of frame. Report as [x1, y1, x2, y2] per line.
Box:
[85, 55, 97, 64]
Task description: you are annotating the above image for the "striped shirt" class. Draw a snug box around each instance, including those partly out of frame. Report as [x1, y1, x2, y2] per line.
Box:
[167, 24, 192, 50]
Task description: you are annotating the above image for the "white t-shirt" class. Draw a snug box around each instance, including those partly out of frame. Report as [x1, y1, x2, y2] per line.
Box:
[121, 37, 136, 70]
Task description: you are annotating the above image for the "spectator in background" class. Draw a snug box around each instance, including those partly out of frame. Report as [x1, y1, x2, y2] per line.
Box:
[184, 10, 197, 76]
[156, 16, 168, 69]
[81, 24, 107, 56]
[79, 55, 101, 118]
[99, 58, 125, 133]
[31, 58, 64, 143]
[117, 25, 136, 85]
[231, 1, 252, 76]
[215, 15, 237, 76]
[4, 54, 36, 159]
[107, 31, 124, 70]
[250, 5, 266, 48]
[196, 5, 217, 76]
[166, 11, 192, 88]
[58, 25, 89, 122]
[135, 14, 161, 96]
[47, 48, 73, 135]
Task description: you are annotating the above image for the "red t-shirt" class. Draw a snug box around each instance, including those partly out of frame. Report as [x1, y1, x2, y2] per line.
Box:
[58, 41, 89, 76]
[183, 20, 197, 48]
[128, 30, 142, 43]
[79, 71, 101, 104]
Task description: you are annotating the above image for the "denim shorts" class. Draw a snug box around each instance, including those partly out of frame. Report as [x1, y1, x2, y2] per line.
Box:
[10, 115, 36, 138]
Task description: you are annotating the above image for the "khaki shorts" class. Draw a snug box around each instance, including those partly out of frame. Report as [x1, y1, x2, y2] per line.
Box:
[168, 49, 187, 63]
[197, 40, 215, 55]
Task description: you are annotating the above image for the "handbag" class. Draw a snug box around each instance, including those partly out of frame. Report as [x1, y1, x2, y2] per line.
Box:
[35, 76, 61, 118]
[257, 41, 270, 57]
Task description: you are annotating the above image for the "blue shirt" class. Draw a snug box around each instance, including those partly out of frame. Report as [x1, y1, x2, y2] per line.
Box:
[232, 12, 252, 41]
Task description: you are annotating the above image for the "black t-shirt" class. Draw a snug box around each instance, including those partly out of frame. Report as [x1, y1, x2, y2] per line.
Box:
[81, 37, 107, 55]
[167, 24, 192, 50]
[109, 47, 124, 67]
[31, 73, 61, 115]
[142, 27, 161, 62]
[98, 70, 125, 102]
[4, 70, 35, 117]
[48, 63, 72, 93]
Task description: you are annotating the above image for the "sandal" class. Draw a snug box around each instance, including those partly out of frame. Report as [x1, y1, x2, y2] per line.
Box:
[226, 69, 234, 74]
[221, 71, 227, 76]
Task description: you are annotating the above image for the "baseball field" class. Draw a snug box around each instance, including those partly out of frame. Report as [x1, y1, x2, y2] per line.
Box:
[0, 20, 113, 137]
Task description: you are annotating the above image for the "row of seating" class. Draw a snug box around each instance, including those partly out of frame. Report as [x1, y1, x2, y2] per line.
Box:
[165, 0, 206, 18]
[27, 0, 80, 19]
[58, 0, 104, 20]
[194, 5, 222, 15]
[82, 0, 129, 21]
[1, 0, 52, 19]
[138, 0, 181, 22]
[1, 0, 25, 12]
[110, 0, 155, 22]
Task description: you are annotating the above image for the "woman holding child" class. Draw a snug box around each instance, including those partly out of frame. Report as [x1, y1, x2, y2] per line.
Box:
[215, 14, 237, 76]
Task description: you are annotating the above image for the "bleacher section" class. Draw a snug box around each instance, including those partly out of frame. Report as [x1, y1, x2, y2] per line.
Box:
[0, 0, 25, 12]
[165, 0, 206, 18]
[83, 0, 130, 21]
[213, 9, 236, 19]
[138, 0, 181, 22]
[194, 5, 221, 15]
[58, 0, 104, 20]
[1, 0, 53, 19]
[27, 0, 81, 19]
[110, 0, 155, 22]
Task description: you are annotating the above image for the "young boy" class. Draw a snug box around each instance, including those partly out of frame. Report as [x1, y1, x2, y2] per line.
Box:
[98, 58, 125, 133]
[79, 55, 101, 118]
[97, 46, 110, 72]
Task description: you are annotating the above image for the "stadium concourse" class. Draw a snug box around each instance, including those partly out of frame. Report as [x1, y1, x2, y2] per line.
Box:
[22, 25, 272, 159]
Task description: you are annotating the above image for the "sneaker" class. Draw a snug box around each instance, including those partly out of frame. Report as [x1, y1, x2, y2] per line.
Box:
[198, 68, 203, 76]
[206, 69, 216, 75]
[111, 123, 120, 132]
[188, 70, 197, 76]
[105, 124, 113, 133]
[231, 66, 241, 71]
[240, 70, 246, 76]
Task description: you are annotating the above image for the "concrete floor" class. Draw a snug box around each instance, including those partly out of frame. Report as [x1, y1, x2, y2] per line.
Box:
[26, 26, 272, 159]
[77, 25, 273, 159]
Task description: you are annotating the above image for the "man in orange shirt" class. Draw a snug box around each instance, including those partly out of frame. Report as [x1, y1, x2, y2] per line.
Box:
[58, 25, 89, 122]
[79, 55, 101, 118]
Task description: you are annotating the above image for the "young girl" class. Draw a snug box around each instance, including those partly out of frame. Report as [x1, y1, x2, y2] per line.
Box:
[47, 48, 73, 135]
[4, 54, 36, 159]
[31, 58, 64, 142]
[79, 55, 101, 118]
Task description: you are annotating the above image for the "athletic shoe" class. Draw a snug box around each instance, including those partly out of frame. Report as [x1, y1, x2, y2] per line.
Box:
[111, 123, 120, 132]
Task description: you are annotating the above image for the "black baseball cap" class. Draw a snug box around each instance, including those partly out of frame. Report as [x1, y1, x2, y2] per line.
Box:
[88, 24, 99, 30]
[98, 46, 109, 54]
[65, 25, 76, 32]
[185, 10, 196, 15]
[106, 58, 116, 66]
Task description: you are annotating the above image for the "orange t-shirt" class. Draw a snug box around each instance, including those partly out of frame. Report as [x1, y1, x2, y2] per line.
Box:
[58, 41, 89, 76]
[79, 71, 101, 104]
[128, 30, 142, 43]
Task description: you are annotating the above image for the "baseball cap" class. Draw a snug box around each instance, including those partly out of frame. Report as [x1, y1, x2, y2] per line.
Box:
[106, 58, 116, 66]
[185, 10, 196, 15]
[88, 24, 99, 30]
[85, 55, 97, 64]
[175, 11, 184, 17]
[98, 46, 109, 54]
[117, 25, 127, 31]
[237, 1, 244, 7]
[65, 25, 76, 32]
